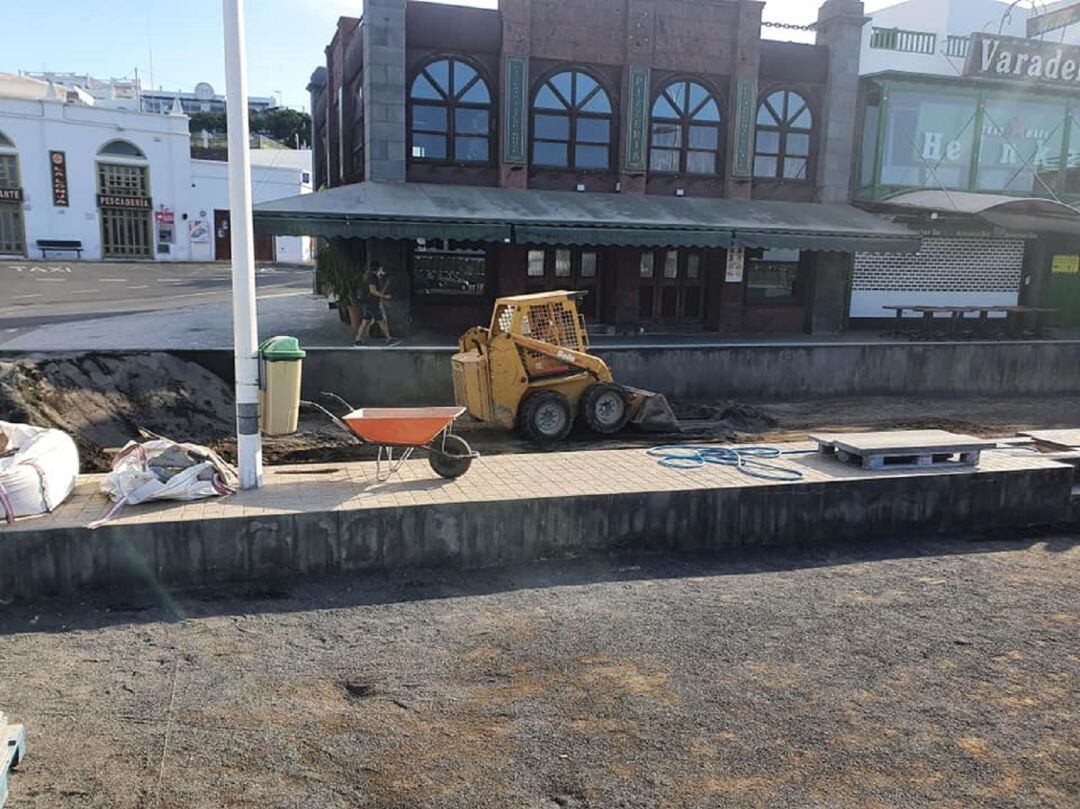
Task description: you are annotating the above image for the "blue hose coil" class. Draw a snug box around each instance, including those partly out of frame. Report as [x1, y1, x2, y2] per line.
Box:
[646, 445, 815, 481]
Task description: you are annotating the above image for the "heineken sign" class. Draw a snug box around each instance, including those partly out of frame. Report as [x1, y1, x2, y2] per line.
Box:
[965, 33, 1080, 86]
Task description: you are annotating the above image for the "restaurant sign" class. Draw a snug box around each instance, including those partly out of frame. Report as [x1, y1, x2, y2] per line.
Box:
[965, 33, 1080, 87]
[97, 194, 152, 210]
[0, 187, 23, 202]
[49, 151, 69, 207]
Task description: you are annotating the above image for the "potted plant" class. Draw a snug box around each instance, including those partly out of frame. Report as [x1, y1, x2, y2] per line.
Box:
[316, 238, 363, 328]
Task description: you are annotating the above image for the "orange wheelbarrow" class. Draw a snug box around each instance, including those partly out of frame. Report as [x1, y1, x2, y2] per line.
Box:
[304, 394, 478, 482]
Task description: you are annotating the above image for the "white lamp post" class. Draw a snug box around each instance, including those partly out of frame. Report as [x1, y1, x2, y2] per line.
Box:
[222, 0, 263, 489]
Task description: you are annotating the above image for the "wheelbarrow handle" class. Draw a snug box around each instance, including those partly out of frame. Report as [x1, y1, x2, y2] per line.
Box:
[299, 400, 363, 443]
[319, 392, 356, 414]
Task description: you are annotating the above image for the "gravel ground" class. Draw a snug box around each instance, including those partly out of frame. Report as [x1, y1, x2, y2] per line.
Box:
[1, 535, 1078, 808]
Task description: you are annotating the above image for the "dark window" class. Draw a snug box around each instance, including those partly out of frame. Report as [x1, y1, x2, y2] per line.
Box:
[409, 57, 492, 164]
[98, 139, 146, 158]
[531, 70, 613, 170]
[753, 90, 813, 181]
[746, 248, 802, 304]
[649, 80, 723, 175]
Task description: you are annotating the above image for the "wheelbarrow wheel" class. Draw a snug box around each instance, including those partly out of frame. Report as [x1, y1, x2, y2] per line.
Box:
[429, 434, 473, 479]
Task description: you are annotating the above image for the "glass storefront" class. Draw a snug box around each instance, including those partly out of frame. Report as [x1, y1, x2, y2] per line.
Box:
[859, 77, 1078, 202]
[879, 89, 978, 190]
[976, 98, 1066, 196]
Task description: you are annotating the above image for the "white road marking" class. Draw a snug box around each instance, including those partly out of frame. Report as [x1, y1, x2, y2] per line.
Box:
[11, 293, 43, 299]
[33, 278, 67, 283]
[127, 285, 149, 290]
[70, 289, 100, 294]
[99, 278, 127, 282]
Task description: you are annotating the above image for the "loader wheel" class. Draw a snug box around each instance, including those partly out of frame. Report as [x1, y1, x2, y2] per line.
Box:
[519, 390, 573, 443]
[429, 434, 474, 479]
[581, 383, 631, 435]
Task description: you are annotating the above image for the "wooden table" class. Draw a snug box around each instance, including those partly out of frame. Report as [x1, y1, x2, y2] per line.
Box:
[883, 305, 1057, 339]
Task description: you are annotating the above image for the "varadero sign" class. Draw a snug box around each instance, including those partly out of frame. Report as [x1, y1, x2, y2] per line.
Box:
[965, 33, 1080, 86]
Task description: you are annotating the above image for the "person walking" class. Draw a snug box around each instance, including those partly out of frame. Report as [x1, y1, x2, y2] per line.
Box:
[355, 262, 399, 346]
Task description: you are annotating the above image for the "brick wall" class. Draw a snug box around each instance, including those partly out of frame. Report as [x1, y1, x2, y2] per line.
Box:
[850, 236, 1025, 318]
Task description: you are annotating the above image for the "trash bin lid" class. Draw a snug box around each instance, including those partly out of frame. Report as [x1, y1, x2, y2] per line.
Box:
[259, 335, 307, 361]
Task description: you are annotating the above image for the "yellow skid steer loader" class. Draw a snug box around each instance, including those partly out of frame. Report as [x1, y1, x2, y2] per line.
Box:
[451, 291, 678, 442]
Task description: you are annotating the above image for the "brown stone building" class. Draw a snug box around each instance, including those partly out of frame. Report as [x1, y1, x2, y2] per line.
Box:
[257, 0, 916, 336]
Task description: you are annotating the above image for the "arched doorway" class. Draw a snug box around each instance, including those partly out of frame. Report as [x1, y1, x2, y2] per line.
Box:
[0, 130, 26, 256]
[97, 139, 152, 259]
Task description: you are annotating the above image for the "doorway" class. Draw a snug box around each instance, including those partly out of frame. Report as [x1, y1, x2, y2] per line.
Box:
[638, 249, 704, 326]
[0, 153, 25, 256]
[98, 162, 152, 259]
[214, 209, 274, 261]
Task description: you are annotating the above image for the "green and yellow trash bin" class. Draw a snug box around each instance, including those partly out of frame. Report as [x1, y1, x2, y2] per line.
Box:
[259, 336, 306, 435]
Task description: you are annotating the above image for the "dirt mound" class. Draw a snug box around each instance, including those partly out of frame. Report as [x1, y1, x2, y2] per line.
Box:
[0, 353, 235, 472]
[672, 400, 779, 433]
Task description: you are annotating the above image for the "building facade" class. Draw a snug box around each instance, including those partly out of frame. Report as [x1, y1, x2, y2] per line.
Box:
[851, 17, 1080, 327]
[265, 0, 916, 337]
[0, 75, 311, 263]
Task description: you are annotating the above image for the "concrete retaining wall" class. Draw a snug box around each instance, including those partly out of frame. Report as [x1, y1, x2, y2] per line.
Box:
[6, 340, 1080, 407]
[283, 340, 1080, 405]
[1, 463, 1073, 600]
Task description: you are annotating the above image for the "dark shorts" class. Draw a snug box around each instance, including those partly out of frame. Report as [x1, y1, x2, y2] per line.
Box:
[361, 303, 384, 321]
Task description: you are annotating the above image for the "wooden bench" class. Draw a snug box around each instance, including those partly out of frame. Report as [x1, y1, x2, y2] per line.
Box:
[36, 239, 83, 259]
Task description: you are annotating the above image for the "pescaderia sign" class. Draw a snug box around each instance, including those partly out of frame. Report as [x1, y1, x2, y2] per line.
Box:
[965, 33, 1080, 87]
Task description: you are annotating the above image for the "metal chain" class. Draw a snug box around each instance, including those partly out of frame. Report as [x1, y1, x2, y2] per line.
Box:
[761, 20, 817, 32]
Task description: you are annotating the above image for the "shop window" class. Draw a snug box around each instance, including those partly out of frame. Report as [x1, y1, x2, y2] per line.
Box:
[531, 70, 613, 170]
[663, 250, 678, 278]
[409, 57, 492, 164]
[639, 249, 705, 323]
[527, 249, 546, 276]
[753, 90, 813, 181]
[878, 89, 977, 190]
[639, 252, 655, 278]
[581, 251, 597, 278]
[413, 245, 486, 296]
[976, 97, 1067, 196]
[554, 249, 571, 277]
[746, 249, 801, 305]
[649, 80, 723, 175]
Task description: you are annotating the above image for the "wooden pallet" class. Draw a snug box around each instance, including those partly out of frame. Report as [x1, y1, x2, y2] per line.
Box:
[811, 430, 998, 472]
[1, 714, 25, 809]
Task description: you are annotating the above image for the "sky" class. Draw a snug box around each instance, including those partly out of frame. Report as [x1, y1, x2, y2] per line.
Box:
[0, 0, 1027, 111]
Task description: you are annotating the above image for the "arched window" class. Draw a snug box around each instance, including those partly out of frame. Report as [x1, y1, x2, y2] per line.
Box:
[0, 130, 13, 149]
[532, 70, 613, 170]
[649, 80, 723, 175]
[754, 90, 813, 180]
[98, 139, 146, 159]
[409, 57, 492, 163]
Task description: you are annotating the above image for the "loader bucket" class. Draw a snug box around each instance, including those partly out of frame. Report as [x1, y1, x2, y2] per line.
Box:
[625, 387, 679, 433]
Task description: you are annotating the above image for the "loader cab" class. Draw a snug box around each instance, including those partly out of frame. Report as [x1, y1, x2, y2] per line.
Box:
[490, 291, 590, 353]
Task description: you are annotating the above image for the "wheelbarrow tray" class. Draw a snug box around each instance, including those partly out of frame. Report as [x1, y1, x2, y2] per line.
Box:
[343, 407, 466, 447]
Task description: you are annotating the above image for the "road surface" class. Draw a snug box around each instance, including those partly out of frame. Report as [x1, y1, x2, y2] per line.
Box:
[0, 260, 315, 347]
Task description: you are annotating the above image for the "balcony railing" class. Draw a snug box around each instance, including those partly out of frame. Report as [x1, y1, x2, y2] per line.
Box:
[870, 27, 937, 55]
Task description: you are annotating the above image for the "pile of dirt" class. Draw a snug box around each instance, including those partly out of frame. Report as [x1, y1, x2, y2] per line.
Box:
[0, 353, 235, 472]
[671, 400, 779, 433]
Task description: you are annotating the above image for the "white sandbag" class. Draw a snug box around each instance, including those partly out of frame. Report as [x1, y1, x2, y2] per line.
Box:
[90, 438, 237, 528]
[0, 422, 80, 522]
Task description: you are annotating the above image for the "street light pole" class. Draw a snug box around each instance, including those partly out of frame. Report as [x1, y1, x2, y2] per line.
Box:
[222, 0, 263, 489]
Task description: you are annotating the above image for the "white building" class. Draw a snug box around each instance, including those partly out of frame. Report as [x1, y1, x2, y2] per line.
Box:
[0, 73, 311, 263]
[861, 0, 1080, 77]
[24, 73, 278, 116]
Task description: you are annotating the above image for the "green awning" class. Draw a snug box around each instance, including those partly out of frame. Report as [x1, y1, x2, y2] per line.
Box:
[514, 225, 733, 248]
[254, 181, 919, 253]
